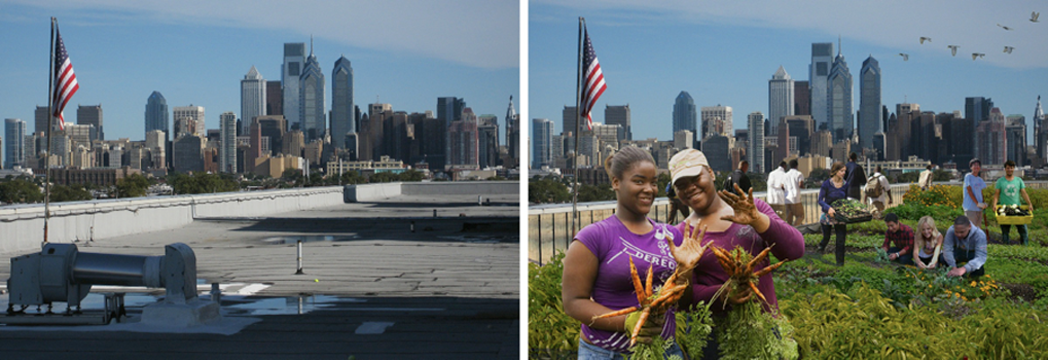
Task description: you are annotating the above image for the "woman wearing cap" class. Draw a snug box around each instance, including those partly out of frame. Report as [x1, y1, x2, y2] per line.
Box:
[668, 149, 805, 357]
[562, 146, 703, 358]
[816, 161, 849, 266]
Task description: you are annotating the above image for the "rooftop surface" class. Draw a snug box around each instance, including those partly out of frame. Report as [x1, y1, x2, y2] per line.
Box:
[0, 193, 520, 359]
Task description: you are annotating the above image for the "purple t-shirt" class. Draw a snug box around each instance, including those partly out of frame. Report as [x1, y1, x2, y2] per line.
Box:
[575, 216, 684, 352]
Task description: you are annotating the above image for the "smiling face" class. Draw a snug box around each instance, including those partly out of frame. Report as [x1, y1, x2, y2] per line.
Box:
[971, 162, 981, 176]
[1005, 164, 1015, 177]
[886, 221, 899, 233]
[921, 223, 935, 239]
[612, 161, 659, 217]
[674, 165, 716, 212]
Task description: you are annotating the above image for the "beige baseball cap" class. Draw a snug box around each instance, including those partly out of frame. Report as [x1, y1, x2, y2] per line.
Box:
[668, 149, 710, 186]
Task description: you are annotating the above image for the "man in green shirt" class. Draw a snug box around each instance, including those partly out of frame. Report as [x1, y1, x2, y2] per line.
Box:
[991, 160, 1035, 245]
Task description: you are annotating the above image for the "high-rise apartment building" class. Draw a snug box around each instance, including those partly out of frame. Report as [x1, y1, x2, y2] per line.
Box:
[5, 118, 26, 169]
[437, 97, 466, 124]
[604, 104, 631, 141]
[748, 112, 765, 173]
[562, 106, 578, 135]
[1006, 114, 1026, 166]
[145, 91, 169, 143]
[448, 108, 478, 170]
[768, 66, 794, 134]
[673, 91, 698, 136]
[976, 108, 1007, 165]
[266, 81, 283, 116]
[701, 105, 733, 140]
[173, 105, 205, 139]
[77, 105, 103, 141]
[532, 118, 553, 168]
[241, 66, 266, 136]
[283, 42, 306, 129]
[220, 111, 237, 173]
[794, 81, 810, 116]
[810, 42, 834, 129]
[858, 56, 881, 150]
[35, 106, 50, 135]
[827, 46, 853, 142]
[299, 46, 324, 142]
[478, 115, 499, 169]
[173, 134, 205, 173]
[330, 55, 354, 150]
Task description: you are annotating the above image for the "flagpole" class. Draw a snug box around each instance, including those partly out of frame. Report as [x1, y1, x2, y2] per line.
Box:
[44, 17, 55, 245]
[571, 17, 584, 237]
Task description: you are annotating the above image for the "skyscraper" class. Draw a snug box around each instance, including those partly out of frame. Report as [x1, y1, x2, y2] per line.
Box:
[266, 81, 283, 116]
[793, 81, 810, 116]
[220, 111, 237, 173]
[145, 91, 169, 143]
[673, 91, 698, 136]
[859, 56, 881, 150]
[604, 104, 631, 141]
[768, 66, 794, 134]
[562, 106, 578, 135]
[330, 55, 354, 150]
[532, 118, 553, 168]
[701, 105, 733, 139]
[299, 44, 325, 142]
[173, 105, 205, 139]
[748, 112, 765, 173]
[77, 105, 103, 141]
[448, 108, 479, 170]
[437, 97, 466, 124]
[965, 97, 994, 122]
[810, 42, 834, 129]
[506, 96, 519, 163]
[478, 115, 499, 169]
[241, 66, 266, 136]
[5, 118, 26, 169]
[1036, 96, 1046, 162]
[283, 42, 306, 129]
[35, 106, 50, 135]
[827, 44, 853, 142]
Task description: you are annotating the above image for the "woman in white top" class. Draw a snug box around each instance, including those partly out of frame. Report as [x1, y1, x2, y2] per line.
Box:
[913, 216, 944, 269]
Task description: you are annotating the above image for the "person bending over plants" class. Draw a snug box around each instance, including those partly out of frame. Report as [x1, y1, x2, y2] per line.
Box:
[881, 213, 914, 265]
[668, 149, 805, 359]
[943, 215, 988, 278]
[562, 146, 706, 359]
[913, 216, 944, 269]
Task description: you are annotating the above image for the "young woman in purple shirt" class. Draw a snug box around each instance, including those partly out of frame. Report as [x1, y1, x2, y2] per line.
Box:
[562, 146, 700, 358]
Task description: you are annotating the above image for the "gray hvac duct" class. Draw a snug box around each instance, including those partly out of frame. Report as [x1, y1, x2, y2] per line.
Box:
[7, 243, 198, 313]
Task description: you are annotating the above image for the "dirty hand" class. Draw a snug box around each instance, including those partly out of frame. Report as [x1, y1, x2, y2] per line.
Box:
[673, 222, 710, 273]
[718, 183, 760, 225]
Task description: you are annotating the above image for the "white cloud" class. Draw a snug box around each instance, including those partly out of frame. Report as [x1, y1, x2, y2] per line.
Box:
[535, 0, 1048, 69]
[9, 0, 519, 69]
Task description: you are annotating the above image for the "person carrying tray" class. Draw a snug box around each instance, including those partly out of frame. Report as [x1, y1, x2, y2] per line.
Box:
[990, 160, 1034, 245]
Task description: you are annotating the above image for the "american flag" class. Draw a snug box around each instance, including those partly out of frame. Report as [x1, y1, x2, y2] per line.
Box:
[52, 27, 79, 131]
[580, 27, 605, 131]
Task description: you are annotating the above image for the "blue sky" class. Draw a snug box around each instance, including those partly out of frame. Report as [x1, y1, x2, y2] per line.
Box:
[530, 0, 1048, 144]
[0, 0, 518, 144]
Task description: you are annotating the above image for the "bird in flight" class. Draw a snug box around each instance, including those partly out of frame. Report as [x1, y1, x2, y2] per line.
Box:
[1032, 12, 1040, 22]
[948, 45, 959, 56]
[972, 53, 985, 60]
[1004, 46, 1015, 54]
[920, 37, 932, 44]
[997, 23, 1013, 30]
[899, 53, 909, 61]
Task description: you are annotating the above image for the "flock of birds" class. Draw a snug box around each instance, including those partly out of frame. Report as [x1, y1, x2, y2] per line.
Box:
[898, 11, 1038, 62]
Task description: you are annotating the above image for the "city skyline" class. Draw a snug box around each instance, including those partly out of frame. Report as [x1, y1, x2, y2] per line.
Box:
[530, 1, 1048, 145]
[0, 1, 518, 145]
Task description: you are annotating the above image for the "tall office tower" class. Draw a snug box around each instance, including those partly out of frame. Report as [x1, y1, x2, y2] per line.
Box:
[330, 55, 354, 150]
[146, 130, 166, 169]
[827, 44, 853, 142]
[768, 66, 794, 135]
[562, 106, 578, 135]
[894, 103, 918, 159]
[173, 105, 205, 139]
[1036, 96, 1046, 162]
[66, 124, 96, 147]
[5, 119, 26, 169]
[381, 111, 413, 162]
[605, 104, 631, 141]
[976, 108, 1007, 165]
[436, 97, 466, 124]
[810, 42, 834, 129]
[701, 134, 732, 172]
[794, 81, 810, 116]
[478, 116, 499, 169]
[365, 103, 392, 161]
[220, 111, 237, 173]
[858, 56, 881, 150]
[173, 134, 206, 173]
[1005, 114, 1026, 166]
[35, 106, 51, 135]
[748, 112, 765, 173]
[255, 115, 287, 157]
[506, 96, 518, 162]
[965, 97, 994, 122]
[77, 105, 103, 141]
[145, 91, 169, 143]
[283, 42, 306, 128]
[701, 105, 733, 139]
[266, 81, 283, 116]
[299, 45, 324, 142]
[240, 66, 266, 136]
[673, 91, 698, 136]
[448, 109, 479, 170]
[532, 118, 553, 168]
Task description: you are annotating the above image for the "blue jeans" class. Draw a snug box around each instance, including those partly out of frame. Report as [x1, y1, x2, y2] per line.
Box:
[1000, 224, 1029, 245]
[578, 338, 685, 360]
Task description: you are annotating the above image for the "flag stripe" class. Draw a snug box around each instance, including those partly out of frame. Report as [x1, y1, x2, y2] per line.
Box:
[580, 27, 605, 132]
[52, 27, 78, 131]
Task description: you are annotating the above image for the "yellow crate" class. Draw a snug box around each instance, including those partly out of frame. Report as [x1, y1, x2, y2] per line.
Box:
[995, 205, 1033, 225]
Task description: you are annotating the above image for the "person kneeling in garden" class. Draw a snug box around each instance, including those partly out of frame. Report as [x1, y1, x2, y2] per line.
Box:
[943, 215, 987, 278]
[880, 213, 914, 265]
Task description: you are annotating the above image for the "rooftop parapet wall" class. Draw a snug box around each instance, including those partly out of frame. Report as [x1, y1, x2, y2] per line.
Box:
[344, 181, 519, 202]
